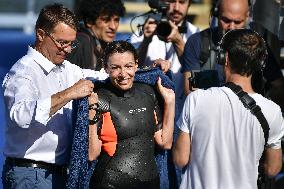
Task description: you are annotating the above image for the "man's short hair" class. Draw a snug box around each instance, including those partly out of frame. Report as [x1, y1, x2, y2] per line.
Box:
[78, 0, 126, 26]
[221, 29, 267, 76]
[35, 3, 78, 33]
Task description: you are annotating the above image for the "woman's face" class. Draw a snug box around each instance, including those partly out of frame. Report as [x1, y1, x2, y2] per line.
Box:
[105, 51, 138, 91]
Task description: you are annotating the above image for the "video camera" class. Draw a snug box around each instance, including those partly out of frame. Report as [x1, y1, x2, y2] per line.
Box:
[130, 0, 187, 41]
[148, 0, 172, 41]
[189, 70, 220, 90]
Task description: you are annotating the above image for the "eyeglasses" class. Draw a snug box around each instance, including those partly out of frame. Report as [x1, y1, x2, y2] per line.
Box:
[45, 32, 79, 51]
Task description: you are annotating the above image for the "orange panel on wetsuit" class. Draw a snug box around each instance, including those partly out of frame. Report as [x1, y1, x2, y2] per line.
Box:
[100, 112, 117, 157]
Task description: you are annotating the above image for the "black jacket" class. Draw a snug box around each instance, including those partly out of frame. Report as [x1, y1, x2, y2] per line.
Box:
[67, 26, 104, 71]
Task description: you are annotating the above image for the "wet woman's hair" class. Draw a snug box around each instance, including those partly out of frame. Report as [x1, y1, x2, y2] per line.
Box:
[103, 40, 139, 65]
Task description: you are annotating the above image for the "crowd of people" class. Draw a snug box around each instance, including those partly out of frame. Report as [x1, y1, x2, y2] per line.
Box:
[1, 0, 284, 189]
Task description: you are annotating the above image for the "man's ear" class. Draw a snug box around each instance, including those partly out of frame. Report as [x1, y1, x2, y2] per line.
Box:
[223, 53, 231, 82]
[224, 52, 229, 67]
[36, 28, 46, 42]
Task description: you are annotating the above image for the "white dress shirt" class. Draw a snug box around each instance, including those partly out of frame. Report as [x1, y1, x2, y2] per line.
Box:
[2, 46, 108, 165]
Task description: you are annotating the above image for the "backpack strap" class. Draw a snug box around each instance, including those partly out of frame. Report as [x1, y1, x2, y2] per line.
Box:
[199, 28, 211, 67]
[225, 82, 269, 145]
[225, 82, 272, 188]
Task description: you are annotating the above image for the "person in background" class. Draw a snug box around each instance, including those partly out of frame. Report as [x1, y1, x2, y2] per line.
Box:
[67, 0, 126, 71]
[87, 41, 175, 189]
[173, 29, 284, 189]
[182, 0, 284, 113]
[182, 0, 250, 95]
[250, 0, 284, 112]
[1, 4, 107, 189]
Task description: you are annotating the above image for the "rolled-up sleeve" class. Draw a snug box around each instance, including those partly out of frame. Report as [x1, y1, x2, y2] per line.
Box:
[3, 74, 51, 128]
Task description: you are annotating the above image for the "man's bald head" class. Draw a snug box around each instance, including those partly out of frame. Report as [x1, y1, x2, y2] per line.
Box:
[218, 0, 249, 33]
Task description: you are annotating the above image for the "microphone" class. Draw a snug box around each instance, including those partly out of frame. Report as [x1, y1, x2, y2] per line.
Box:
[148, 0, 160, 10]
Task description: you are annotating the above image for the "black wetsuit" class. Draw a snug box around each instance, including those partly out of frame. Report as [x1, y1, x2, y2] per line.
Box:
[90, 81, 162, 189]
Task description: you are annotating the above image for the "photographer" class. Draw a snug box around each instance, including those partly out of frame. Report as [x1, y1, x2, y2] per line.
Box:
[130, 0, 199, 135]
[131, 0, 199, 61]
[182, 0, 250, 95]
[182, 0, 284, 104]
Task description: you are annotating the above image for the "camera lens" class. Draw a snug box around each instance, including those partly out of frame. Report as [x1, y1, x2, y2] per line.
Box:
[156, 21, 171, 39]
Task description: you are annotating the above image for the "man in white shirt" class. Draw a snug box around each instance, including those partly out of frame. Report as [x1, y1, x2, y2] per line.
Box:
[173, 29, 284, 189]
[1, 4, 107, 189]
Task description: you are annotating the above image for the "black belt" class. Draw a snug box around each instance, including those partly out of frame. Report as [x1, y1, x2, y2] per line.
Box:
[5, 157, 68, 175]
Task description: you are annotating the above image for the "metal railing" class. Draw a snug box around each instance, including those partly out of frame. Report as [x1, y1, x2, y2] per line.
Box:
[0, 1, 211, 33]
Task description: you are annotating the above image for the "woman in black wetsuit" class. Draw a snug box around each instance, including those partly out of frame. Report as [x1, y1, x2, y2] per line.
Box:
[87, 41, 175, 189]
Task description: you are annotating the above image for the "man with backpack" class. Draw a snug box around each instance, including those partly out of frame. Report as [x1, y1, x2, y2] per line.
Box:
[174, 28, 284, 189]
[182, 0, 250, 95]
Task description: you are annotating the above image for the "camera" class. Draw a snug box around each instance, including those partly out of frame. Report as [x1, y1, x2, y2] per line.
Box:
[148, 0, 172, 41]
[189, 70, 220, 89]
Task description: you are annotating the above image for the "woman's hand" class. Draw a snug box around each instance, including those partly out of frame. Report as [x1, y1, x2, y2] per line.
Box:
[88, 92, 99, 121]
[154, 77, 175, 149]
[153, 59, 171, 73]
[88, 92, 102, 161]
[156, 77, 175, 104]
[88, 92, 98, 106]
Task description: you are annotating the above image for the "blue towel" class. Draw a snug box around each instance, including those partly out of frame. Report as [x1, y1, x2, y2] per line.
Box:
[134, 67, 175, 90]
[67, 68, 177, 189]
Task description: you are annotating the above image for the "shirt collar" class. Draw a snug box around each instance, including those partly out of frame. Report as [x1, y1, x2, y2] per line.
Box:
[28, 46, 66, 73]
